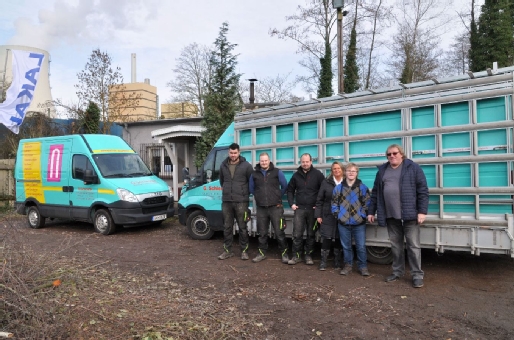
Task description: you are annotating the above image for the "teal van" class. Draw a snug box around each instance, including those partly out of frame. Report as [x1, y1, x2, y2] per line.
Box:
[15, 134, 174, 235]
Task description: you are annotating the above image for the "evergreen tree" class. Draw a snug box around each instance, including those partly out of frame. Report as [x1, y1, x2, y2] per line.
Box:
[194, 22, 242, 168]
[83, 101, 100, 134]
[468, 0, 481, 72]
[344, 11, 360, 93]
[470, 0, 514, 71]
[317, 42, 333, 98]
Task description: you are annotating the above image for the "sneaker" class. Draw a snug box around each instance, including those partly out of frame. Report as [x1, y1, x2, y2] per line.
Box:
[288, 256, 301, 265]
[360, 267, 370, 276]
[241, 252, 249, 260]
[304, 255, 314, 265]
[281, 254, 290, 264]
[340, 264, 352, 275]
[385, 274, 400, 282]
[252, 254, 266, 263]
[412, 278, 424, 288]
[218, 252, 234, 260]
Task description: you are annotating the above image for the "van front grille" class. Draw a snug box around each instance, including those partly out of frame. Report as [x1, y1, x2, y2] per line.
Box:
[143, 196, 167, 205]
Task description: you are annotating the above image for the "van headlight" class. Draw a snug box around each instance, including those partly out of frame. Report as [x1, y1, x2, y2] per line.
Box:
[117, 188, 138, 202]
[168, 186, 173, 197]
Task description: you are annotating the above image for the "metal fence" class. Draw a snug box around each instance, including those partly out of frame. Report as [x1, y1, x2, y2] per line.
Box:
[139, 143, 173, 179]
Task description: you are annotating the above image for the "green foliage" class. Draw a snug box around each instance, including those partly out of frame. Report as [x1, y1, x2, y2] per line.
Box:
[83, 101, 100, 134]
[468, 4, 480, 72]
[344, 16, 360, 93]
[317, 42, 333, 98]
[469, 0, 514, 71]
[195, 22, 242, 168]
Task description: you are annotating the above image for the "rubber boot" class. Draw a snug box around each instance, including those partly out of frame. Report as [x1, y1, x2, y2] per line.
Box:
[319, 249, 329, 271]
[333, 248, 342, 269]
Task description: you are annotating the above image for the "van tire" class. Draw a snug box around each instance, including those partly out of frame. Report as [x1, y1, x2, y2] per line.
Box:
[186, 210, 214, 240]
[366, 246, 393, 265]
[94, 209, 116, 235]
[27, 206, 45, 229]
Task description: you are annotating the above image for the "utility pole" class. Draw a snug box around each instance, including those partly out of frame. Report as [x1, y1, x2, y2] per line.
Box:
[333, 1, 349, 94]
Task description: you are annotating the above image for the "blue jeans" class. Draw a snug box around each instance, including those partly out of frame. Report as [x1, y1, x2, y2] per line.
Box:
[338, 223, 367, 269]
[386, 218, 424, 279]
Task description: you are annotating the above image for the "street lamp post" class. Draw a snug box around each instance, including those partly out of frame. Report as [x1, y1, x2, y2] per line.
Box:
[332, 0, 349, 94]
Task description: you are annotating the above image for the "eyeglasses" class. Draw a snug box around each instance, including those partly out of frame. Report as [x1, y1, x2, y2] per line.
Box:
[387, 152, 399, 157]
[346, 170, 358, 173]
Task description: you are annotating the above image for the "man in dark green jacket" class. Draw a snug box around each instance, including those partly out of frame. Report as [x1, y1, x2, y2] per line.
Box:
[218, 143, 253, 260]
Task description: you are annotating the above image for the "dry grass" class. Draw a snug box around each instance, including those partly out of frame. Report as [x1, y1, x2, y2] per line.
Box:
[0, 214, 268, 339]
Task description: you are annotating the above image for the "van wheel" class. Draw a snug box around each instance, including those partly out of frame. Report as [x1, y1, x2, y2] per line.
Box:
[366, 246, 393, 265]
[27, 206, 45, 229]
[186, 210, 214, 240]
[94, 209, 116, 235]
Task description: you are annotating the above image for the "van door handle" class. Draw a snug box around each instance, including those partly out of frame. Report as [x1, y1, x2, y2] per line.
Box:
[62, 186, 74, 193]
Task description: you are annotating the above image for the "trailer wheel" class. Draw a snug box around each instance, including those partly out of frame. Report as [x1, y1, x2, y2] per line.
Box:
[366, 246, 393, 265]
[186, 210, 214, 240]
[27, 206, 45, 229]
[94, 209, 116, 235]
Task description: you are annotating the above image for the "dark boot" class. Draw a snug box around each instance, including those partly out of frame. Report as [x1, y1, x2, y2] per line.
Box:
[319, 249, 329, 271]
[333, 248, 342, 269]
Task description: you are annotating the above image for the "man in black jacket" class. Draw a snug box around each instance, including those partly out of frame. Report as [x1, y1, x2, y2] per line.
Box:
[286, 153, 325, 265]
[249, 152, 289, 264]
[218, 143, 253, 260]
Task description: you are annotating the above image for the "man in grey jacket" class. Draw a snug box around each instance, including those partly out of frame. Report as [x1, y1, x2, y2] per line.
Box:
[218, 143, 254, 260]
[367, 144, 429, 288]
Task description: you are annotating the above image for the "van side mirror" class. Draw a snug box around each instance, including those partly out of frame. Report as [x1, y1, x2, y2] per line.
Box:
[84, 169, 99, 184]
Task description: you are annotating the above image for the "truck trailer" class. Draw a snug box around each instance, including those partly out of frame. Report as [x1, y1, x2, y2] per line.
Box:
[178, 66, 514, 264]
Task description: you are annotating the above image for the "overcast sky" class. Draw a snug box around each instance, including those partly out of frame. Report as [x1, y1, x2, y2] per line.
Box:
[1, 0, 483, 111]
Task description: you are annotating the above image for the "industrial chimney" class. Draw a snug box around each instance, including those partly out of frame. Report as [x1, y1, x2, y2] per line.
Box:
[248, 78, 258, 104]
[131, 53, 136, 83]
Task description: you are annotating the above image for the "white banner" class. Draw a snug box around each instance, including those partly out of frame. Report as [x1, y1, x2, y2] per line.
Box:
[0, 50, 45, 134]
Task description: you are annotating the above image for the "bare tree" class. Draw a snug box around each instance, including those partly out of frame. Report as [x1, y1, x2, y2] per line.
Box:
[387, 0, 450, 84]
[0, 112, 66, 158]
[239, 73, 303, 104]
[167, 43, 212, 116]
[439, 31, 470, 76]
[75, 49, 140, 134]
[357, 0, 393, 89]
[270, 0, 337, 94]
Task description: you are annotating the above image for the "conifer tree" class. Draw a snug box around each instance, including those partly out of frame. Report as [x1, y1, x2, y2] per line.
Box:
[470, 0, 514, 71]
[195, 22, 242, 168]
[317, 42, 333, 98]
[83, 101, 100, 134]
[468, 0, 481, 72]
[344, 10, 360, 93]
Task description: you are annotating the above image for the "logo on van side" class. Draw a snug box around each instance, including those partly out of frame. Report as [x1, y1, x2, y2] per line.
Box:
[47, 144, 63, 182]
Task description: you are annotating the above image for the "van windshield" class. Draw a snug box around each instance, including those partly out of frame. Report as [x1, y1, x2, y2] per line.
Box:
[93, 153, 153, 178]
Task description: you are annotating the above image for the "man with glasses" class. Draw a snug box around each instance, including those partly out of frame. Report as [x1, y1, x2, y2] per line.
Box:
[367, 144, 429, 288]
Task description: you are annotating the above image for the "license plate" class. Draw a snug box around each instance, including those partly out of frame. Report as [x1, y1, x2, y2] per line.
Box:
[152, 214, 166, 221]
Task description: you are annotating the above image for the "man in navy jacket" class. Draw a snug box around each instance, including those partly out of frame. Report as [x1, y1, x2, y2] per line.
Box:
[367, 144, 429, 288]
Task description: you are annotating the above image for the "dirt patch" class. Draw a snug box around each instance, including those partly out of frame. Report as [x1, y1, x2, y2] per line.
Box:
[2, 214, 514, 339]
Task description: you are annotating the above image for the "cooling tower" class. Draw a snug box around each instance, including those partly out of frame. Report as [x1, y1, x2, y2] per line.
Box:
[0, 45, 55, 118]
